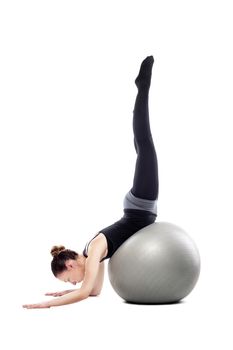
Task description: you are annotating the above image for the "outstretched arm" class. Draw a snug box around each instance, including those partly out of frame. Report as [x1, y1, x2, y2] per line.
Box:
[49, 251, 104, 307]
[23, 244, 105, 309]
[27, 288, 89, 308]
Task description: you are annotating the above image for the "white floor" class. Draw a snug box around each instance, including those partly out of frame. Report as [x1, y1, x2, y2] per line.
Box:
[2, 253, 232, 350]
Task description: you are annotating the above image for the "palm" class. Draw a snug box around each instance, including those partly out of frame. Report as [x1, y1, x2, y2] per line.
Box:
[45, 289, 76, 297]
[23, 302, 50, 309]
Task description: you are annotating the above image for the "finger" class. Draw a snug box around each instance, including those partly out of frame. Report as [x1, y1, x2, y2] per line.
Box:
[45, 293, 56, 296]
[45, 292, 62, 297]
[23, 304, 48, 309]
[23, 304, 36, 309]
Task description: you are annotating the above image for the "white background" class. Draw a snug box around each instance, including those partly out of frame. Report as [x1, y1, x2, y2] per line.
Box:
[0, 0, 232, 349]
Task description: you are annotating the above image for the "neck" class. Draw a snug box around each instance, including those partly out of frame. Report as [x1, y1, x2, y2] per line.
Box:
[77, 255, 86, 277]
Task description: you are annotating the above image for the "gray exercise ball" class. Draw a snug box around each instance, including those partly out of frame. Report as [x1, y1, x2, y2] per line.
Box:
[108, 222, 201, 304]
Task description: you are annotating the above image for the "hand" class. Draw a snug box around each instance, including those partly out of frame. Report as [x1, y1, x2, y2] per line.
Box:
[22, 301, 51, 309]
[45, 289, 77, 297]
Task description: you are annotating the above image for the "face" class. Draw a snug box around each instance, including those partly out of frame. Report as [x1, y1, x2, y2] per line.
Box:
[57, 258, 85, 285]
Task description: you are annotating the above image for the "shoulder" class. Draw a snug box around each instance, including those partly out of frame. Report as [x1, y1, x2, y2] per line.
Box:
[88, 233, 108, 260]
[89, 233, 107, 251]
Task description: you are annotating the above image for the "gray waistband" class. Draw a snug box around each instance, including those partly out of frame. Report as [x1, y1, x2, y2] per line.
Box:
[123, 190, 158, 215]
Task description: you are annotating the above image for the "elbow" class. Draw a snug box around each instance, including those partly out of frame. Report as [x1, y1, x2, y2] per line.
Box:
[89, 288, 102, 297]
[89, 291, 101, 297]
[81, 291, 90, 300]
[80, 287, 97, 299]
[77, 289, 90, 301]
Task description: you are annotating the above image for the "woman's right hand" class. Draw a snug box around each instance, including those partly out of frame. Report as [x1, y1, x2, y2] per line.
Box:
[45, 289, 77, 297]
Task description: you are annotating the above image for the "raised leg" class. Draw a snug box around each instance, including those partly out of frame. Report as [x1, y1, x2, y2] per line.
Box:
[131, 56, 159, 201]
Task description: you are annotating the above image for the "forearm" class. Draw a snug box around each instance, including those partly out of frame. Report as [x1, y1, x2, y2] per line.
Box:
[48, 288, 88, 307]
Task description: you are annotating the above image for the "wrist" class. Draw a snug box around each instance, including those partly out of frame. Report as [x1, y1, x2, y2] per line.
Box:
[46, 299, 55, 308]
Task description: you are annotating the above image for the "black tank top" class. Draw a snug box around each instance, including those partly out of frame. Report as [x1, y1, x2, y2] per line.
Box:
[82, 209, 156, 262]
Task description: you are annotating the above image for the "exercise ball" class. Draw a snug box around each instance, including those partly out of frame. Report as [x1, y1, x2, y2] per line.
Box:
[108, 222, 201, 304]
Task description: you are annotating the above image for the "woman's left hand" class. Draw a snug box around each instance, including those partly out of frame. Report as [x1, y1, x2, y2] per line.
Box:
[22, 301, 51, 309]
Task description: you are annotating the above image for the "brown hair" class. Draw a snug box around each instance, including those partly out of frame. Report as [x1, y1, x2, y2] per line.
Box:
[50, 245, 78, 277]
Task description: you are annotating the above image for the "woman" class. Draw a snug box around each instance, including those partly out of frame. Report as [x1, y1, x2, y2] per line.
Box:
[23, 55, 159, 309]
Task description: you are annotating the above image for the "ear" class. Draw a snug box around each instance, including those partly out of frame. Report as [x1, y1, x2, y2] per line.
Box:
[65, 259, 77, 270]
[65, 259, 73, 270]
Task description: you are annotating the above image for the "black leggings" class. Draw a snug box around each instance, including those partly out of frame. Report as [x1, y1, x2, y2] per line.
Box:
[131, 87, 159, 201]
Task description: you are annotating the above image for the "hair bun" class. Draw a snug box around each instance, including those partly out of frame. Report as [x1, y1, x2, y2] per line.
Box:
[50, 245, 66, 258]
